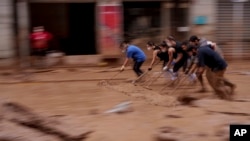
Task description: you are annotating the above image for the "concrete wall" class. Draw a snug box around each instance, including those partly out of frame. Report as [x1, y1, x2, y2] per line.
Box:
[189, 0, 217, 41]
[0, 0, 15, 59]
[160, 2, 171, 39]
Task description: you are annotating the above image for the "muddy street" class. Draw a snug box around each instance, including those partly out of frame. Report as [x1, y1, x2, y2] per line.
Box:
[0, 61, 250, 141]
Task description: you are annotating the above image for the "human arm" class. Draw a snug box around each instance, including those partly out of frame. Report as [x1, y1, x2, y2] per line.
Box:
[172, 47, 183, 64]
[187, 62, 197, 73]
[207, 41, 216, 50]
[185, 56, 197, 74]
[174, 53, 183, 64]
[164, 47, 175, 70]
[208, 41, 224, 58]
[148, 50, 159, 70]
[120, 57, 129, 71]
[195, 50, 206, 77]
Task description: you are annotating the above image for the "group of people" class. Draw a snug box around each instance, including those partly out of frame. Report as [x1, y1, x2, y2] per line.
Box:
[119, 35, 236, 100]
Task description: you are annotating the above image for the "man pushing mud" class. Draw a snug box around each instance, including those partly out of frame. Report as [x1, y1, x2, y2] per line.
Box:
[188, 36, 236, 100]
[119, 41, 146, 80]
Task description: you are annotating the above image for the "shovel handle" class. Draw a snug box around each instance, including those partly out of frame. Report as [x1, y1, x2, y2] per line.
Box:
[108, 71, 122, 81]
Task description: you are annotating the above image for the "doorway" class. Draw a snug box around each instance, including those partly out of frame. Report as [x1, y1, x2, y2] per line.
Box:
[67, 3, 96, 55]
[29, 3, 96, 55]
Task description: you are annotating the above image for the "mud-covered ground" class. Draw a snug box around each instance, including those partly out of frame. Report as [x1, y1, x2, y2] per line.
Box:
[0, 61, 250, 141]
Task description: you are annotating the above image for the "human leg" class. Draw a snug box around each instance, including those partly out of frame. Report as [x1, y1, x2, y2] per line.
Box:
[206, 67, 216, 90]
[196, 71, 207, 92]
[172, 61, 185, 80]
[213, 69, 232, 99]
[219, 69, 236, 96]
[133, 61, 144, 77]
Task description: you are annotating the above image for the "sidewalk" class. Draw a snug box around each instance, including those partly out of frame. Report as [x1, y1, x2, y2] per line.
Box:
[0, 66, 132, 84]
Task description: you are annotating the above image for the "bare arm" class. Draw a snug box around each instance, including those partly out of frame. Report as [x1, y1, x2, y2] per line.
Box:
[149, 50, 159, 68]
[122, 58, 129, 67]
[189, 63, 197, 74]
[166, 47, 175, 68]
[187, 56, 199, 74]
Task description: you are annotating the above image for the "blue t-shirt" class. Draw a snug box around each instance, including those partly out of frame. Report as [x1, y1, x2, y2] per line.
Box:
[197, 45, 227, 71]
[126, 45, 146, 62]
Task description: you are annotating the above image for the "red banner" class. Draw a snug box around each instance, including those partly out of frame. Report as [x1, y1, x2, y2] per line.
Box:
[98, 3, 122, 57]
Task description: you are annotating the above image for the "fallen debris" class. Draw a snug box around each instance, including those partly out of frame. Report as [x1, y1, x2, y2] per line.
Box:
[177, 94, 202, 105]
[1, 102, 93, 141]
[165, 114, 182, 119]
[154, 127, 181, 141]
[104, 101, 133, 114]
[0, 119, 61, 141]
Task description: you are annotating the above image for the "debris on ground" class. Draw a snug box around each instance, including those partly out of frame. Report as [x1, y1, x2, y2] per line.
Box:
[154, 126, 181, 141]
[104, 101, 133, 114]
[0, 102, 93, 141]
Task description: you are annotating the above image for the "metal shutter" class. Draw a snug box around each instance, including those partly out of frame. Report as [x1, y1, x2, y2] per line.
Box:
[216, 0, 250, 60]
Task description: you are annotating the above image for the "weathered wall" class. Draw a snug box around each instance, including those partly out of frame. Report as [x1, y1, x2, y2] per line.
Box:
[188, 0, 217, 41]
[0, 0, 15, 59]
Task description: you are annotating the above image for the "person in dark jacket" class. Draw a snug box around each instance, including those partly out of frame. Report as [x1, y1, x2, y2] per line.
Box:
[188, 41, 236, 100]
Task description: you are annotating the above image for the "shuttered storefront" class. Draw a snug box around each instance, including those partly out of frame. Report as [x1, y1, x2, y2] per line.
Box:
[216, 0, 250, 60]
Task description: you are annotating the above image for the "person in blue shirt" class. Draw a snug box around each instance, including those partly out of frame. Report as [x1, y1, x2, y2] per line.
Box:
[120, 41, 146, 77]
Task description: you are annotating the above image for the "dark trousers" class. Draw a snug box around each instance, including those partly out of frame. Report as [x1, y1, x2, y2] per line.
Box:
[162, 60, 167, 68]
[133, 61, 144, 77]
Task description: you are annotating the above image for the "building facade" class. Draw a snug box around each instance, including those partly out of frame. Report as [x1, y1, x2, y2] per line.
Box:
[0, 0, 249, 67]
[0, 0, 16, 66]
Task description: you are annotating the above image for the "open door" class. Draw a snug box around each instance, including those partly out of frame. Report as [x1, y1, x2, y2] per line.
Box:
[29, 3, 96, 55]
